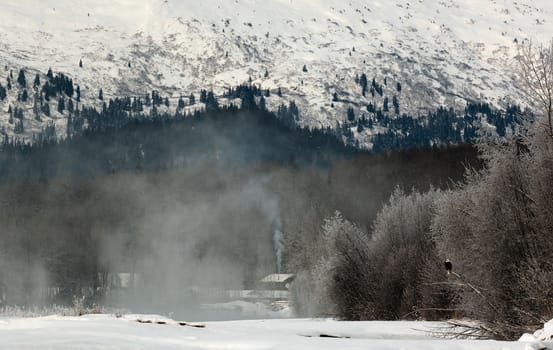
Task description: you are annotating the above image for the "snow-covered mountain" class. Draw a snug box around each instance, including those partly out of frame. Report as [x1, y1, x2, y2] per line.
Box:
[0, 0, 552, 144]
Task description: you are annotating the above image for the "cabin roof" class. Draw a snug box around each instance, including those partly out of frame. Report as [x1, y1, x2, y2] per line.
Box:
[260, 274, 295, 283]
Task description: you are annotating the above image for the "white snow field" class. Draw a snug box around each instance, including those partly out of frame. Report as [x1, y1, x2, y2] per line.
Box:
[1, 0, 553, 143]
[0, 315, 547, 350]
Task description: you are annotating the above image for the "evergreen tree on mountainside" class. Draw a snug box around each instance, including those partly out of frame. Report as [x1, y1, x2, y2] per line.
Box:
[0, 84, 6, 100]
[43, 83, 53, 101]
[347, 107, 355, 122]
[67, 98, 74, 114]
[277, 100, 300, 129]
[131, 97, 143, 112]
[58, 97, 65, 113]
[359, 73, 368, 96]
[199, 89, 207, 104]
[151, 91, 163, 106]
[41, 72, 74, 99]
[392, 95, 399, 115]
[98, 88, 103, 101]
[189, 93, 195, 105]
[17, 69, 26, 88]
[259, 95, 266, 111]
[371, 78, 383, 96]
[64, 76, 74, 97]
[225, 84, 262, 109]
[367, 102, 375, 113]
[33, 73, 40, 88]
[33, 92, 41, 121]
[14, 107, 24, 119]
[21, 89, 28, 102]
[42, 102, 50, 117]
[205, 91, 218, 111]
[13, 119, 24, 134]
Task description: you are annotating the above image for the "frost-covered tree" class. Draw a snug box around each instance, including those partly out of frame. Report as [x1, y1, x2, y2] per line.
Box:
[515, 39, 553, 137]
[292, 188, 445, 321]
[290, 211, 357, 317]
[348, 188, 444, 320]
[433, 124, 553, 339]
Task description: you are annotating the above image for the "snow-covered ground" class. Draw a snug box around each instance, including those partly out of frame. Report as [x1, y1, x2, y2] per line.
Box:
[0, 0, 552, 143]
[0, 314, 547, 349]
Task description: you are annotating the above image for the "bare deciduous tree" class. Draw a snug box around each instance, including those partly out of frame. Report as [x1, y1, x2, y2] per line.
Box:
[515, 39, 553, 137]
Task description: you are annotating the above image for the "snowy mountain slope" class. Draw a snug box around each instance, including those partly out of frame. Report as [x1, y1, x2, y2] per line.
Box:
[0, 0, 552, 143]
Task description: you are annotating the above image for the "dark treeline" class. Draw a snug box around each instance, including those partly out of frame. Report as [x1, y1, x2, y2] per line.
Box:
[1, 66, 523, 155]
[0, 106, 358, 181]
[341, 103, 524, 151]
[0, 103, 479, 315]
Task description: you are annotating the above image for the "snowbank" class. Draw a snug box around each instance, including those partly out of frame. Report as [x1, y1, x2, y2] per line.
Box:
[519, 319, 553, 350]
[0, 314, 540, 349]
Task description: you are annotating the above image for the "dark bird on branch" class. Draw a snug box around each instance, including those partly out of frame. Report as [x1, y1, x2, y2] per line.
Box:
[445, 259, 452, 274]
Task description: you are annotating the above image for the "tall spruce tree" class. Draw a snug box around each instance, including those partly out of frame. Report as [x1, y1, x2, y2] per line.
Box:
[17, 69, 26, 88]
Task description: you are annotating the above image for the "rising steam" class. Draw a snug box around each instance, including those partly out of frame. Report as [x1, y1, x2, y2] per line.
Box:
[273, 218, 284, 274]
